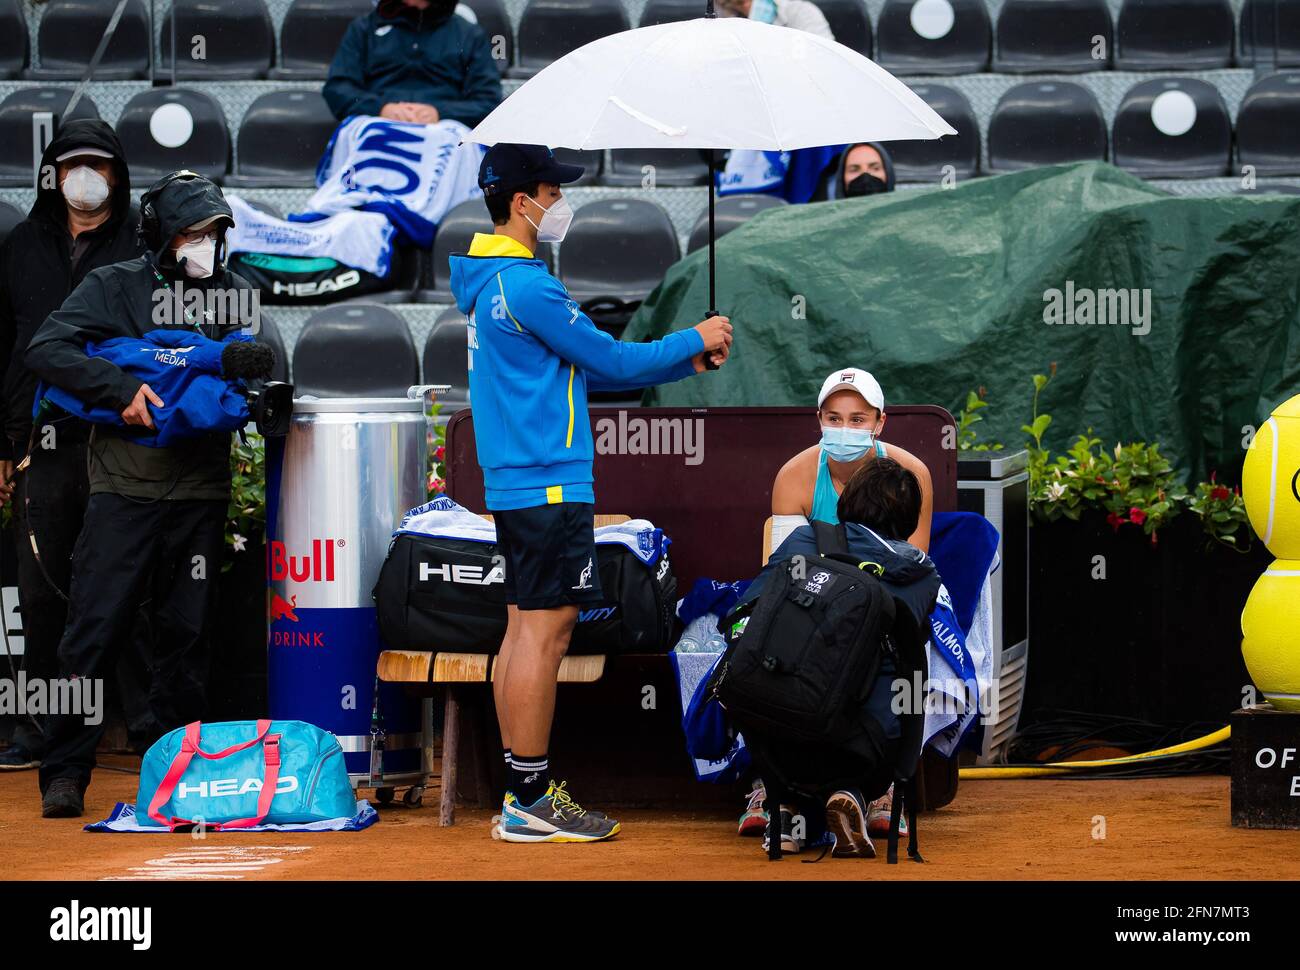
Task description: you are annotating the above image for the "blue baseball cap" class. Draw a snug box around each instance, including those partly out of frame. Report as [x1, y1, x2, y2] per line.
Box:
[478, 143, 584, 197]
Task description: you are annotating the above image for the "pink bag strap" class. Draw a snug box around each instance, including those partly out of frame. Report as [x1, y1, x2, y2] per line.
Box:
[145, 720, 282, 831]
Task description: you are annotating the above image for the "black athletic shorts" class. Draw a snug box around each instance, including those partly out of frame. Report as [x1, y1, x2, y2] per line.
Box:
[493, 501, 604, 610]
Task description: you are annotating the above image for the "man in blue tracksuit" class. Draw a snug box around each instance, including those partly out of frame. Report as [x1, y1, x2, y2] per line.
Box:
[448, 143, 733, 842]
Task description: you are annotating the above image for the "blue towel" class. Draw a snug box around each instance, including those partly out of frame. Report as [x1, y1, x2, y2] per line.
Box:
[85, 799, 378, 833]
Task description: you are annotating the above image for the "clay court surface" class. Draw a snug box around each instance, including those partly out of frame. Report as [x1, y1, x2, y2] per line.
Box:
[1, 761, 1295, 881]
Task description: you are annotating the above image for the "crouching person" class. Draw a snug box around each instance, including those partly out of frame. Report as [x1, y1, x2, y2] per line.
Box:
[732, 457, 939, 857]
[26, 172, 257, 818]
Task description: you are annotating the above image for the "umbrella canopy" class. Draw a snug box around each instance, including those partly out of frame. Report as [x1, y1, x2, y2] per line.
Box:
[466, 16, 956, 151]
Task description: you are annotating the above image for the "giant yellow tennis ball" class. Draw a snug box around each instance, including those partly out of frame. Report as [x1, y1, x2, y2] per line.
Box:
[1241, 561, 1300, 712]
[1243, 393, 1300, 559]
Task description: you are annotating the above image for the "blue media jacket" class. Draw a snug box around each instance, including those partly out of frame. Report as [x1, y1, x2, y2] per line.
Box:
[448, 233, 705, 510]
[34, 330, 252, 448]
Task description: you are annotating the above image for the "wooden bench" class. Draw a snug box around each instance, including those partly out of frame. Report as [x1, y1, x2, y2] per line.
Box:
[379, 511, 958, 825]
[377, 514, 627, 826]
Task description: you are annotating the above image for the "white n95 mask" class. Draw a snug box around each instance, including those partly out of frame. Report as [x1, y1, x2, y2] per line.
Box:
[176, 235, 217, 279]
[61, 166, 111, 211]
[525, 194, 575, 243]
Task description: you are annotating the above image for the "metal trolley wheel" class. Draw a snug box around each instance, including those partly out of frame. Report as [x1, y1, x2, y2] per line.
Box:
[372, 785, 423, 808]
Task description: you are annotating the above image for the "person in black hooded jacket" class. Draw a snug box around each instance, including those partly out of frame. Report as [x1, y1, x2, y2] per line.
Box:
[26, 171, 262, 818]
[0, 119, 146, 772]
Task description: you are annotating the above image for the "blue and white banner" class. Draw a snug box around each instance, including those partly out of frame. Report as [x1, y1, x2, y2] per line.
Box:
[718, 145, 844, 204]
[307, 117, 486, 247]
[226, 195, 396, 277]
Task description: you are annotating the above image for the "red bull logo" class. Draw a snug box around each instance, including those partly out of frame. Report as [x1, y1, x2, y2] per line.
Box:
[268, 538, 339, 583]
[268, 593, 298, 623]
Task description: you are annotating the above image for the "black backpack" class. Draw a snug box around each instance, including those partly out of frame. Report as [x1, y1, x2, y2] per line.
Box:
[711, 520, 929, 863]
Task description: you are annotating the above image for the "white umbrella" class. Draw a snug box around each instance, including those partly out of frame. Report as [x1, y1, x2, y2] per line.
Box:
[466, 4, 957, 322]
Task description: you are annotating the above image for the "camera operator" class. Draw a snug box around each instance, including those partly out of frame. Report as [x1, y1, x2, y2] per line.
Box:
[24, 172, 260, 818]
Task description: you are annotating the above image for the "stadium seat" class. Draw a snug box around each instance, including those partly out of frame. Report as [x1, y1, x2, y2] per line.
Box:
[419, 199, 490, 301]
[876, 0, 991, 75]
[1237, 72, 1300, 177]
[513, 0, 630, 79]
[559, 198, 680, 305]
[987, 81, 1107, 172]
[1240, 0, 1300, 68]
[416, 198, 555, 302]
[271, 0, 372, 80]
[556, 148, 602, 185]
[421, 307, 471, 411]
[639, 0, 703, 27]
[227, 91, 339, 188]
[459, 0, 514, 76]
[889, 83, 980, 183]
[605, 149, 710, 187]
[116, 89, 231, 184]
[0, 0, 29, 79]
[1112, 78, 1230, 178]
[994, 0, 1112, 73]
[292, 304, 420, 398]
[0, 88, 100, 187]
[255, 310, 292, 384]
[28, 0, 149, 80]
[812, 0, 874, 55]
[242, 197, 283, 220]
[0, 200, 22, 245]
[1115, 0, 1234, 70]
[160, 0, 275, 80]
[687, 194, 787, 253]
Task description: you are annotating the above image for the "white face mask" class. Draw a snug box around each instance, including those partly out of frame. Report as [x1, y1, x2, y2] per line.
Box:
[524, 194, 574, 243]
[61, 165, 111, 212]
[176, 235, 218, 279]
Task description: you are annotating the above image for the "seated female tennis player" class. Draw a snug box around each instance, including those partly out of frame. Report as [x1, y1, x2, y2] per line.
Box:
[736, 367, 935, 844]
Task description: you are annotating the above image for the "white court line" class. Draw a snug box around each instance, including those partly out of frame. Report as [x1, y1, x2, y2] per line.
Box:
[101, 844, 313, 881]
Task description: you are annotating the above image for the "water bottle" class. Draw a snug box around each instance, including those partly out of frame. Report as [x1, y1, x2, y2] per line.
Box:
[676, 615, 715, 653]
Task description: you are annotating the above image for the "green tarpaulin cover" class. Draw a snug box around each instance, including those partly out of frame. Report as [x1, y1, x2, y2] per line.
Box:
[625, 162, 1300, 481]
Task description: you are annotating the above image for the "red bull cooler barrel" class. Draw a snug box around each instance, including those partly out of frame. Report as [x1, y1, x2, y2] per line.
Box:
[266, 397, 427, 783]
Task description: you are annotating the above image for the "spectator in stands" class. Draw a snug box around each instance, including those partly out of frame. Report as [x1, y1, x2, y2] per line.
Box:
[825, 142, 897, 199]
[323, 0, 503, 128]
[716, 0, 835, 39]
[737, 456, 940, 856]
[771, 368, 933, 552]
[0, 120, 145, 773]
[26, 173, 259, 818]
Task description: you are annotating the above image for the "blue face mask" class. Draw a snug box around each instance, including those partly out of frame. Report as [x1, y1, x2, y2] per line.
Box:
[821, 425, 877, 462]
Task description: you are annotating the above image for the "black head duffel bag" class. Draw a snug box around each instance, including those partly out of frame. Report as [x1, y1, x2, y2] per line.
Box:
[373, 526, 678, 656]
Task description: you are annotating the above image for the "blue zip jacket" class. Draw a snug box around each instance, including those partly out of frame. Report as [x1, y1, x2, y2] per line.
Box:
[323, 9, 503, 127]
[448, 233, 705, 510]
[34, 329, 251, 448]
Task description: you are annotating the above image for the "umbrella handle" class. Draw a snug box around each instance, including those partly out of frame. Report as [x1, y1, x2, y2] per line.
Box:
[703, 145, 720, 370]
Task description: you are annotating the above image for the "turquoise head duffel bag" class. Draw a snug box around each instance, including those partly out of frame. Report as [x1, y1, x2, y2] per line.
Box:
[137, 719, 354, 830]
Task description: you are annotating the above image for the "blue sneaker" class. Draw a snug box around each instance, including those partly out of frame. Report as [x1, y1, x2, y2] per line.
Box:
[492, 781, 620, 843]
[0, 744, 39, 771]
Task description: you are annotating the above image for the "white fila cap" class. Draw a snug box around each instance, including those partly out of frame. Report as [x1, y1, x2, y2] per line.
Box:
[817, 367, 885, 411]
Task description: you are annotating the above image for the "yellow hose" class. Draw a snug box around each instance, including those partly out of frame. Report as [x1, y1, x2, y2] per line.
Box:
[959, 726, 1231, 779]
